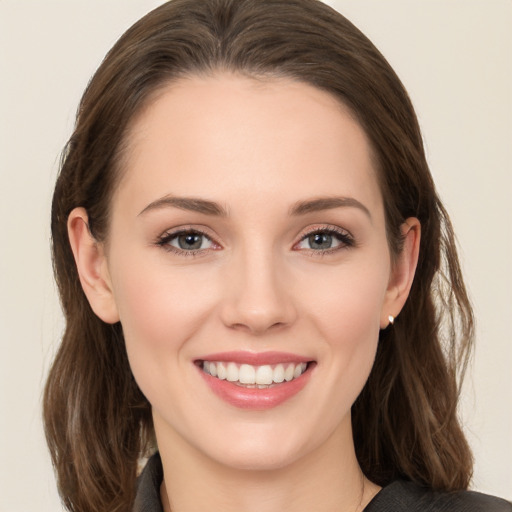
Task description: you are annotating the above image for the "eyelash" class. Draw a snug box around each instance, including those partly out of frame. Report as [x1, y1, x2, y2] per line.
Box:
[294, 226, 355, 256]
[155, 225, 355, 257]
[156, 228, 218, 257]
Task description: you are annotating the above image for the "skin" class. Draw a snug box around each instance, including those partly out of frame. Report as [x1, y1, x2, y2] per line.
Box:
[68, 73, 420, 512]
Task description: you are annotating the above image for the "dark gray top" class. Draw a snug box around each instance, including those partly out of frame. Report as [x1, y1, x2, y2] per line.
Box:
[134, 453, 512, 512]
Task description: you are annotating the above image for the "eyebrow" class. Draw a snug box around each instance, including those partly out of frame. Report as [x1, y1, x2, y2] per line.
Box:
[138, 194, 371, 219]
[138, 195, 228, 217]
[290, 196, 371, 219]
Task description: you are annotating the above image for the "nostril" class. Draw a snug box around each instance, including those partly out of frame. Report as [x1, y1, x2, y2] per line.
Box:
[228, 318, 291, 335]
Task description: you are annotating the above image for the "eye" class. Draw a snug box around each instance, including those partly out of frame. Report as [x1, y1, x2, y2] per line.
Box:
[157, 229, 217, 254]
[295, 227, 354, 252]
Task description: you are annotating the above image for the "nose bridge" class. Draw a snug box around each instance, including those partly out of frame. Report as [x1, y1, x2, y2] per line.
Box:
[221, 240, 295, 334]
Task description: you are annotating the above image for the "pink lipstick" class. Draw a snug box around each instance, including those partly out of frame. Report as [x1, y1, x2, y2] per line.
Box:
[195, 351, 315, 410]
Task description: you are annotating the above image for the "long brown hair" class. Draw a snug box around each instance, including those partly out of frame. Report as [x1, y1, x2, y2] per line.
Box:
[44, 0, 474, 510]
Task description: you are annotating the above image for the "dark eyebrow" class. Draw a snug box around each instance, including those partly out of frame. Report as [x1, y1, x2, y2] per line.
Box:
[290, 196, 371, 219]
[139, 195, 369, 219]
[138, 195, 228, 217]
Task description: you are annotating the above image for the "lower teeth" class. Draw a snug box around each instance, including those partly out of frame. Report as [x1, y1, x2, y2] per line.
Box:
[233, 382, 274, 389]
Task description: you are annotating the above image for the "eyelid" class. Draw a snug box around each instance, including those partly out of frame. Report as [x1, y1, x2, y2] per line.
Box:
[154, 223, 354, 257]
[293, 224, 355, 253]
[155, 225, 222, 256]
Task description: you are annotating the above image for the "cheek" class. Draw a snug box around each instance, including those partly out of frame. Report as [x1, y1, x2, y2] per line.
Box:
[297, 258, 388, 401]
[108, 253, 219, 394]
[111, 249, 215, 338]
[300, 258, 389, 342]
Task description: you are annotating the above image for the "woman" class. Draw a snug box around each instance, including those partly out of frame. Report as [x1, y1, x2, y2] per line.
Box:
[43, 0, 512, 511]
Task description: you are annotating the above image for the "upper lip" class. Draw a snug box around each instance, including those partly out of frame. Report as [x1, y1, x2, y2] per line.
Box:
[196, 351, 313, 366]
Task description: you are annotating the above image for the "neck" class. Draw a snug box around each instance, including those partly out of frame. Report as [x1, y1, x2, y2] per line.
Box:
[156, 416, 380, 512]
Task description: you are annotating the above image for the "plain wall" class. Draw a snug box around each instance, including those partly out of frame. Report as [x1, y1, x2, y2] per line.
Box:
[0, 1, 510, 510]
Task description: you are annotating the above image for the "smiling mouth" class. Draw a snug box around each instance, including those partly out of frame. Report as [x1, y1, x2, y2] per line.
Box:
[198, 361, 311, 388]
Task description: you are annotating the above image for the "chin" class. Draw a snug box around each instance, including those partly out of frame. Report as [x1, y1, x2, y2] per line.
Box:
[198, 423, 314, 472]
[213, 444, 303, 472]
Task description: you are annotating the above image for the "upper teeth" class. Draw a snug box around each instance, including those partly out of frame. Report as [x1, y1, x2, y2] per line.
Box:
[202, 361, 308, 385]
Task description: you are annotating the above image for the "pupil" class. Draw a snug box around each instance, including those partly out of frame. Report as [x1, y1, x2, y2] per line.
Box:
[310, 233, 332, 249]
[178, 233, 202, 250]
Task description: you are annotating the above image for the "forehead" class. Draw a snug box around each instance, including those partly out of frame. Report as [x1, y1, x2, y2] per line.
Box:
[114, 73, 382, 218]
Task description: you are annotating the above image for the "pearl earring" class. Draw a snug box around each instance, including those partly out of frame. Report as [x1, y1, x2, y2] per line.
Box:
[388, 315, 395, 325]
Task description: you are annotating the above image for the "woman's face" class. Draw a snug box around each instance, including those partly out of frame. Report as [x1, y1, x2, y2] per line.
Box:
[94, 74, 413, 470]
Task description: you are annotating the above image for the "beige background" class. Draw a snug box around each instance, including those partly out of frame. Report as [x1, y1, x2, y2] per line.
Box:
[0, 1, 510, 510]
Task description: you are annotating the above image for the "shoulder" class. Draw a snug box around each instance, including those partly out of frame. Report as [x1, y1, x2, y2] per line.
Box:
[133, 452, 164, 512]
[364, 480, 512, 512]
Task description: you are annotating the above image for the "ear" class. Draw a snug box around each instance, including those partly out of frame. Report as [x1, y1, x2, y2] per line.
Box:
[67, 207, 120, 324]
[380, 217, 421, 329]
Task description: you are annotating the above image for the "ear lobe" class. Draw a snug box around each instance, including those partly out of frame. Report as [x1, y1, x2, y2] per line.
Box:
[67, 207, 120, 324]
[380, 217, 421, 329]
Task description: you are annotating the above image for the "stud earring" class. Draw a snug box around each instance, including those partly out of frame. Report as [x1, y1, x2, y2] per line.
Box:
[388, 315, 395, 325]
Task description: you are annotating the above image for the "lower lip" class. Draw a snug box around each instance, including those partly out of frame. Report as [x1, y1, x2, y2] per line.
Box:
[197, 364, 314, 410]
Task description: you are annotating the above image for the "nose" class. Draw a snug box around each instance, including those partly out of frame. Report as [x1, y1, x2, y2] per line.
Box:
[219, 249, 297, 335]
